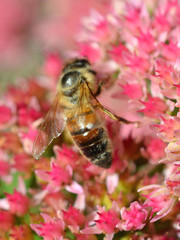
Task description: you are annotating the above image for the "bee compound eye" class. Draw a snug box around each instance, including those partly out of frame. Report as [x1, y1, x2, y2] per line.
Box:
[61, 71, 80, 88]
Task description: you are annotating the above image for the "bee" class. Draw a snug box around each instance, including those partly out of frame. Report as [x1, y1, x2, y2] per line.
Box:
[32, 59, 132, 168]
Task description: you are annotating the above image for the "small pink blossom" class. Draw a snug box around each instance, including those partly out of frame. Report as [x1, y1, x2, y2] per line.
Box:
[119, 83, 143, 99]
[62, 205, 85, 228]
[139, 95, 167, 118]
[31, 213, 65, 240]
[18, 125, 37, 155]
[78, 42, 102, 63]
[0, 161, 10, 177]
[120, 201, 148, 231]
[126, 54, 150, 73]
[165, 142, 180, 161]
[13, 153, 34, 174]
[36, 162, 72, 192]
[137, 31, 155, 53]
[0, 210, 14, 231]
[160, 41, 180, 61]
[0, 105, 14, 126]
[95, 209, 120, 234]
[154, 60, 174, 85]
[43, 52, 63, 79]
[109, 43, 130, 65]
[10, 225, 32, 239]
[142, 138, 166, 163]
[54, 145, 79, 169]
[166, 163, 180, 197]
[17, 103, 42, 127]
[140, 185, 177, 222]
[155, 116, 180, 142]
[6, 190, 29, 216]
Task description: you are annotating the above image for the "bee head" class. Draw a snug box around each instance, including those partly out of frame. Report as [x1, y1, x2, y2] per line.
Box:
[62, 58, 90, 72]
[61, 71, 81, 88]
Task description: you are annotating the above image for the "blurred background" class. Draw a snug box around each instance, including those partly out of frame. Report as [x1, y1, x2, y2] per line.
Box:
[0, 0, 108, 93]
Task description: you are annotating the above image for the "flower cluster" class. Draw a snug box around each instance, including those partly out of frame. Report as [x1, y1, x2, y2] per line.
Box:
[0, 0, 180, 239]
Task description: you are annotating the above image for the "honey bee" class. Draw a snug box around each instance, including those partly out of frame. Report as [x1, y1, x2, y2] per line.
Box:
[33, 59, 132, 168]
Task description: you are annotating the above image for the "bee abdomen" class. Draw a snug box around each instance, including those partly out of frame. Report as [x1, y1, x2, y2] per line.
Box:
[72, 127, 112, 168]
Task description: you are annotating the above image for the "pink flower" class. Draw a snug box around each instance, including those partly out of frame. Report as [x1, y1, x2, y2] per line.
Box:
[166, 163, 180, 198]
[95, 209, 120, 234]
[43, 52, 63, 79]
[31, 213, 65, 240]
[140, 185, 177, 222]
[6, 190, 29, 216]
[13, 153, 34, 174]
[119, 83, 143, 99]
[139, 95, 167, 118]
[0, 105, 14, 126]
[78, 42, 102, 63]
[10, 225, 32, 240]
[62, 205, 85, 228]
[155, 116, 180, 142]
[165, 142, 180, 161]
[126, 54, 150, 73]
[17, 103, 41, 127]
[142, 138, 166, 163]
[54, 145, 79, 169]
[160, 41, 180, 61]
[120, 201, 148, 231]
[0, 161, 10, 177]
[0, 210, 14, 231]
[109, 43, 130, 65]
[154, 60, 174, 85]
[18, 125, 37, 155]
[36, 162, 72, 192]
[137, 31, 155, 54]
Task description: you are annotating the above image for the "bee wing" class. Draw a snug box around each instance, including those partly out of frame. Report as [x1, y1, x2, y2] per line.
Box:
[32, 93, 66, 159]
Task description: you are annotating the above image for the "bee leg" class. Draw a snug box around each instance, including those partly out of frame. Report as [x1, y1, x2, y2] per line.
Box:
[101, 107, 133, 124]
[94, 81, 103, 96]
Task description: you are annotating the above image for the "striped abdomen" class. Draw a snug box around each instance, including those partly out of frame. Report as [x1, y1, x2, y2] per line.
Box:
[66, 110, 112, 168]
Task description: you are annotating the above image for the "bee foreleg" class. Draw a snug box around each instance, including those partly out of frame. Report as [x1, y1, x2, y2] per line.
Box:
[100, 106, 133, 124]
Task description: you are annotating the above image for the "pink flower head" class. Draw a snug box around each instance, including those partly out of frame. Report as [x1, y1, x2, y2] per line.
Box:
[18, 105, 41, 127]
[154, 60, 174, 85]
[140, 185, 177, 222]
[31, 213, 65, 240]
[143, 137, 166, 163]
[36, 162, 72, 192]
[0, 105, 14, 127]
[120, 201, 148, 231]
[10, 224, 32, 240]
[80, 9, 110, 42]
[78, 42, 101, 63]
[6, 190, 29, 216]
[19, 125, 37, 155]
[62, 205, 85, 227]
[160, 41, 180, 61]
[139, 95, 167, 118]
[54, 145, 79, 169]
[0, 210, 14, 231]
[119, 83, 143, 99]
[165, 142, 180, 161]
[95, 209, 120, 234]
[155, 116, 180, 142]
[137, 30, 155, 54]
[126, 54, 150, 73]
[0, 161, 10, 177]
[43, 52, 63, 79]
[13, 153, 34, 174]
[109, 43, 130, 65]
[166, 163, 180, 197]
